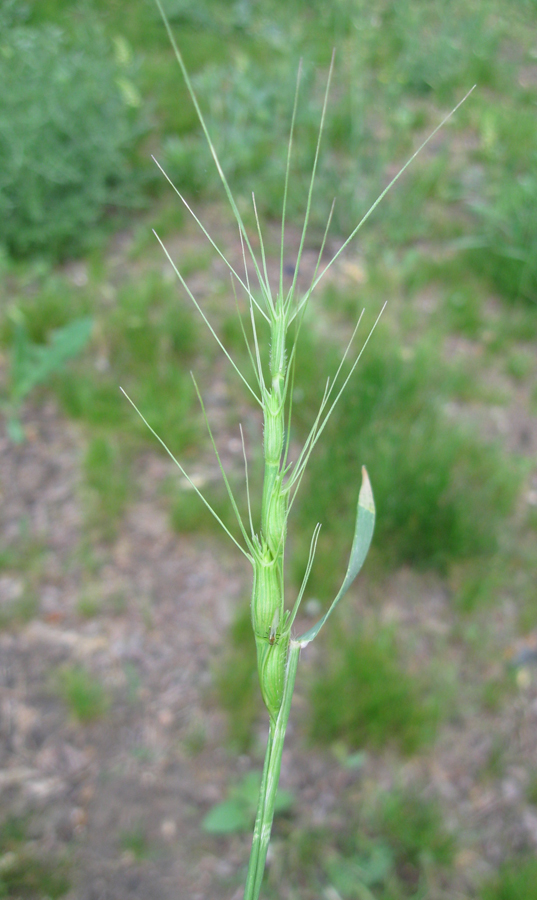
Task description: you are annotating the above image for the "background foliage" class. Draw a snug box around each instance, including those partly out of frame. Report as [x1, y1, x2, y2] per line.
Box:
[0, 5, 146, 258]
[0, 0, 536, 896]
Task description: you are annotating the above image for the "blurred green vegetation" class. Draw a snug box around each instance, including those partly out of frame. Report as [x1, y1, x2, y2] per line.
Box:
[55, 664, 111, 722]
[3, 0, 534, 289]
[308, 624, 442, 754]
[0, 815, 70, 898]
[1, 1, 536, 895]
[0, 5, 147, 259]
[260, 785, 456, 898]
[213, 603, 261, 752]
[291, 320, 519, 595]
[82, 434, 132, 539]
[481, 858, 537, 900]
[202, 770, 294, 835]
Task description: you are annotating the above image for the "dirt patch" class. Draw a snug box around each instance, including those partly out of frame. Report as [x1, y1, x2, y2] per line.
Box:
[1, 311, 537, 898]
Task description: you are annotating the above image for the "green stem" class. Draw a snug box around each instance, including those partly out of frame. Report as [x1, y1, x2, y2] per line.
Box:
[244, 641, 301, 900]
[244, 727, 273, 898]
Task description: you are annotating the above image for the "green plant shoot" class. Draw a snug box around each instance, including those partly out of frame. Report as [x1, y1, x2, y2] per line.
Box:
[121, 4, 474, 895]
[2, 314, 93, 443]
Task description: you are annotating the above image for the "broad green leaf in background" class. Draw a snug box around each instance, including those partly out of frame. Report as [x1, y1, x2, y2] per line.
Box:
[3, 316, 93, 441]
[202, 771, 294, 835]
[326, 843, 395, 898]
[10, 317, 94, 402]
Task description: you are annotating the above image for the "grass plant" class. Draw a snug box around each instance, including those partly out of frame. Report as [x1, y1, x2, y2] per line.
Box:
[117, 3, 477, 894]
[291, 323, 516, 596]
[55, 665, 110, 723]
[465, 103, 537, 304]
[377, 789, 455, 872]
[214, 604, 260, 752]
[83, 435, 132, 539]
[0, 591, 39, 630]
[309, 624, 441, 754]
[0, 816, 70, 898]
[119, 825, 152, 861]
[481, 857, 537, 900]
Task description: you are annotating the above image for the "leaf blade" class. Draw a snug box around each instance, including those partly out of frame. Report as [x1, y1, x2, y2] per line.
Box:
[297, 466, 375, 646]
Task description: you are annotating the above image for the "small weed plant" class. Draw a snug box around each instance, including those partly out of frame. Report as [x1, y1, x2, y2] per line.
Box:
[202, 771, 294, 836]
[1, 313, 92, 442]
[119, 825, 152, 861]
[123, 3, 473, 894]
[56, 665, 110, 723]
[0, 815, 70, 899]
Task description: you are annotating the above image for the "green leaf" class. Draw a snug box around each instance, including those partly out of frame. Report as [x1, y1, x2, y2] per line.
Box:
[342, 750, 368, 771]
[6, 417, 25, 444]
[273, 788, 294, 815]
[10, 317, 93, 403]
[326, 843, 394, 896]
[298, 466, 375, 646]
[356, 844, 394, 886]
[201, 772, 294, 835]
[201, 799, 251, 834]
[231, 770, 263, 806]
[229, 771, 293, 817]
